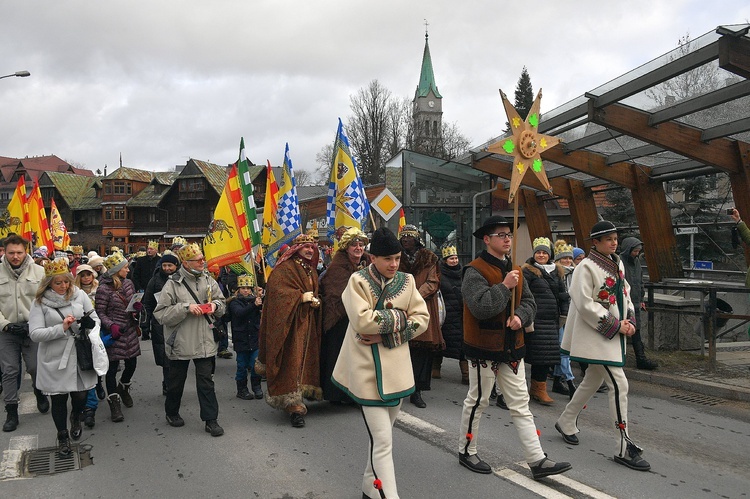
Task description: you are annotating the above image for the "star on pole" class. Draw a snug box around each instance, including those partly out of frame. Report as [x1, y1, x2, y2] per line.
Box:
[486, 89, 560, 202]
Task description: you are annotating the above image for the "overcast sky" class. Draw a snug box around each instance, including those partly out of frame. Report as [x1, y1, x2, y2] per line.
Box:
[2, 1, 748, 178]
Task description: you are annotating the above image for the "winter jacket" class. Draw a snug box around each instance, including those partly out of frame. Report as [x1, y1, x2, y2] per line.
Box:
[399, 248, 444, 350]
[132, 254, 160, 291]
[142, 269, 172, 344]
[29, 287, 99, 394]
[438, 260, 464, 360]
[0, 255, 45, 331]
[95, 274, 141, 361]
[522, 259, 570, 366]
[228, 295, 261, 352]
[153, 266, 226, 361]
[619, 237, 645, 306]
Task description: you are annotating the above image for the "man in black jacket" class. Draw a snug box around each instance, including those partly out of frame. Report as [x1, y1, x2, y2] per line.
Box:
[619, 237, 657, 370]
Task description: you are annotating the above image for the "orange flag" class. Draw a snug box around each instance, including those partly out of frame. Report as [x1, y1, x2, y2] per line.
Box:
[49, 198, 70, 251]
[27, 181, 54, 251]
[6, 177, 31, 241]
[398, 208, 406, 234]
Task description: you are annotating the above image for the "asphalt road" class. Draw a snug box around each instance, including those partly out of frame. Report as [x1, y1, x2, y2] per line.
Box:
[2, 341, 749, 498]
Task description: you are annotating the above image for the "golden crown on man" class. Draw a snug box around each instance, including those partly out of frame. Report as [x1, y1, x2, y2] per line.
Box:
[176, 243, 202, 262]
[148, 240, 159, 250]
[293, 233, 316, 245]
[44, 258, 70, 277]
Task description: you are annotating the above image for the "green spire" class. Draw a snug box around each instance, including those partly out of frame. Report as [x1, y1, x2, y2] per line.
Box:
[416, 33, 442, 99]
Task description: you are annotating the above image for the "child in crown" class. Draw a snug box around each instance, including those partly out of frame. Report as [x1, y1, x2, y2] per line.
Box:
[227, 275, 264, 400]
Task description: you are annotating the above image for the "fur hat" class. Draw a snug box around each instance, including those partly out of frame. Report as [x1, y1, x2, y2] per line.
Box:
[473, 215, 512, 239]
[532, 237, 552, 257]
[103, 252, 128, 276]
[441, 244, 458, 259]
[176, 243, 202, 262]
[237, 274, 255, 288]
[75, 264, 97, 278]
[338, 227, 369, 250]
[44, 258, 70, 277]
[589, 220, 618, 239]
[370, 228, 402, 256]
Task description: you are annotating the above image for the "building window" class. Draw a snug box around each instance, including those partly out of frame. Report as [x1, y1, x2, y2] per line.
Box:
[0, 192, 8, 201]
[113, 181, 131, 195]
[179, 179, 206, 199]
[176, 205, 186, 222]
[114, 208, 125, 220]
[105, 184, 112, 194]
[148, 210, 157, 223]
[105, 209, 112, 220]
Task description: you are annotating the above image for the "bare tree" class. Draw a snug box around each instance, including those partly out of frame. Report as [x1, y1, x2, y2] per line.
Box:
[441, 121, 471, 160]
[646, 33, 720, 107]
[314, 144, 334, 185]
[294, 169, 313, 186]
[346, 80, 398, 185]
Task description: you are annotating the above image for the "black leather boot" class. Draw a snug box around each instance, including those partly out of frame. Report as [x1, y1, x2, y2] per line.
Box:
[250, 375, 264, 399]
[108, 394, 124, 422]
[57, 430, 72, 458]
[552, 376, 570, 395]
[3, 404, 19, 432]
[236, 379, 252, 400]
[70, 412, 83, 440]
[409, 390, 426, 408]
[566, 380, 577, 400]
[634, 342, 658, 370]
[33, 386, 50, 414]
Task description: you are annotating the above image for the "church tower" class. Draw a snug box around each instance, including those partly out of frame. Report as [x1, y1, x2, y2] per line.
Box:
[412, 28, 443, 155]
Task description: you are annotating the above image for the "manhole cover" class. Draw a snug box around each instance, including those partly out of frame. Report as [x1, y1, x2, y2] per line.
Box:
[670, 393, 723, 406]
[21, 446, 81, 477]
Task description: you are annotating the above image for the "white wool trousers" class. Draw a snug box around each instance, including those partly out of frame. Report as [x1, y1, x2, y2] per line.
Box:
[361, 402, 401, 499]
[556, 363, 631, 456]
[458, 359, 546, 464]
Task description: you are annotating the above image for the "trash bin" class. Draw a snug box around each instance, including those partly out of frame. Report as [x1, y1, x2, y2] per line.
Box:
[716, 298, 733, 328]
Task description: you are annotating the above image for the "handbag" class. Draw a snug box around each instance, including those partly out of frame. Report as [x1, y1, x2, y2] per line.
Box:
[176, 278, 227, 342]
[55, 309, 95, 371]
[437, 290, 446, 326]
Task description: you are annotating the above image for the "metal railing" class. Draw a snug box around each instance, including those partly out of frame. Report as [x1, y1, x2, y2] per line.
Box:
[645, 282, 750, 371]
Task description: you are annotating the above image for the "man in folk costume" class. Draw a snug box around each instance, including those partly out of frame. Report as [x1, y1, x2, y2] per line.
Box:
[555, 221, 651, 471]
[257, 231, 323, 428]
[458, 216, 571, 480]
[397, 224, 444, 409]
[332, 227, 429, 499]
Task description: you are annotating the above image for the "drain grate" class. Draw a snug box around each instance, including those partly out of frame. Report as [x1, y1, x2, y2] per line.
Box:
[670, 393, 723, 406]
[21, 446, 81, 477]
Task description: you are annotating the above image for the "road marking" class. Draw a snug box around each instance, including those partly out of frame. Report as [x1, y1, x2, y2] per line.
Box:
[495, 467, 573, 498]
[0, 450, 23, 480]
[19, 392, 37, 415]
[9, 435, 38, 451]
[397, 411, 446, 436]
[516, 461, 618, 499]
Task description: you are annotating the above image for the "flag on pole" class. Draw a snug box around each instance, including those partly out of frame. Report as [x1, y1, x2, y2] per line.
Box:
[6, 177, 31, 242]
[203, 164, 254, 281]
[263, 144, 302, 271]
[49, 198, 70, 251]
[235, 137, 261, 246]
[27, 181, 54, 251]
[261, 160, 281, 280]
[398, 208, 406, 234]
[325, 118, 370, 244]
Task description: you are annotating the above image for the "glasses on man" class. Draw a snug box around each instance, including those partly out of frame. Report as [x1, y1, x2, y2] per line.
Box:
[187, 257, 205, 263]
[487, 232, 513, 239]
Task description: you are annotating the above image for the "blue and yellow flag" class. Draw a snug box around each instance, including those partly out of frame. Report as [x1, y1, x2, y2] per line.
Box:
[325, 118, 370, 244]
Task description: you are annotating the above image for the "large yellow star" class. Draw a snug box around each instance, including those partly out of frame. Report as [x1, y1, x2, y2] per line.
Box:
[486, 89, 561, 202]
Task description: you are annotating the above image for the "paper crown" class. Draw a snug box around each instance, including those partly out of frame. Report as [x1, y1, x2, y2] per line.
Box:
[103, 252, 127, 275]
[172, 236, 188, 247]
[237, 274, 255, 288]
[148, 240, 159, 250]
[44, 258, 70, 277]
[64, 245, 73, 253]
[110, 246, 121, 253]
[71, 245, 84, 254]
[293, 233, 316, 245]
[441, 244, 458, 258]
[338, 227, 368, 249]
[176, 243, 202, 262]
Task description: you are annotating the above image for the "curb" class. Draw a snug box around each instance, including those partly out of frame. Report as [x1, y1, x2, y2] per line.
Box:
[625, 367, 750, 403]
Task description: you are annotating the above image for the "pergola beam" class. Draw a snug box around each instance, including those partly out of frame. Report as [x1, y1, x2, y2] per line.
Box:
[701, 116, 750, 142]
[563, 129, 622, 151]
[606, 144, 663, 164]
[718, 30, 750, 79]
[471, 155, 572, 198]
[649, 80, 750, 125]
[541, 146, 639, 190]
[590, 102, 744, 173]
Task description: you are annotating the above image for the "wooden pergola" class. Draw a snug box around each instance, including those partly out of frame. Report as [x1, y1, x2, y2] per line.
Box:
[464, 24, 750, 282]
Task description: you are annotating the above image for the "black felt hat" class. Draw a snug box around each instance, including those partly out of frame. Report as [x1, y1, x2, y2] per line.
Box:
[589, 220, 618, 239]
[473, 215, 512, 239]
[369, 227, 402, 256]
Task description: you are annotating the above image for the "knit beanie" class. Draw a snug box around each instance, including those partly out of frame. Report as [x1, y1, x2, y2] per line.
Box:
[532, 237, 552, 257]
[160, 254, 180, 267]
[572, 247, 585, 260]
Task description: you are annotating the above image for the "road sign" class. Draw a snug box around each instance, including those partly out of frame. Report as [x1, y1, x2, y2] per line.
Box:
[675, 227, 699, 235]
[694, 260, 713, 270]
[371, 188, 402, 220]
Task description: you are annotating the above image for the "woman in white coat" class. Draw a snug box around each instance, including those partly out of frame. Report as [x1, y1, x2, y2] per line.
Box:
[29, 258, 99, 457]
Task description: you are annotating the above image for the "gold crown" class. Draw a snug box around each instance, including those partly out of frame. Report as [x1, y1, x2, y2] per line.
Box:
[338, 227, 368, 249]
[44, 258, 70, 277]
[237, 274, 255, 288]
[148, 240, 159, 250]
[172, 236, 188, 247]
[176, 243, 202, 262]
[136, 250, 146, 258]
[71, 245, 84, 254]
[110, 246, 121, 253]
[103, 252, 127, 271]
[441, 244, 458, 258]
[293, 233, 316, 245]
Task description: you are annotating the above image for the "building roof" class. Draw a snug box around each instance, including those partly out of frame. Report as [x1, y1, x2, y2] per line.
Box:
[0, 154, 94, 183]
[415, 33, 442, 99]
[103, 166, 153, 184]
[189, 159, 229, 195]
[40, 171, 97, 209]
[74, 178, 104, 210]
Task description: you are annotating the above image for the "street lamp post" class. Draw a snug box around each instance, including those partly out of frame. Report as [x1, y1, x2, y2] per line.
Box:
[683, 202, 700, 275]
[0, 70, 31, 80]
